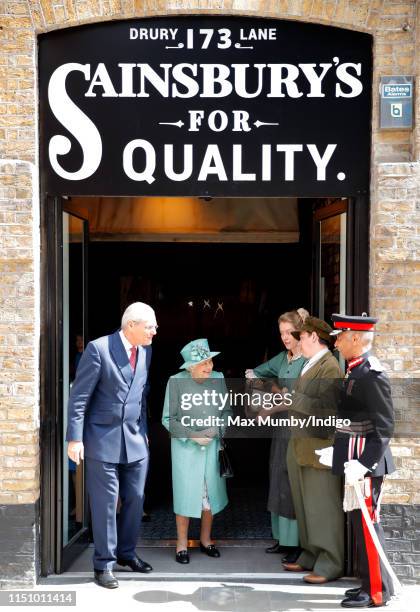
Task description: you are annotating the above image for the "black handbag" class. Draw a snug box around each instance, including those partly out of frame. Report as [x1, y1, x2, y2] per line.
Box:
[219, 438, 234, 479]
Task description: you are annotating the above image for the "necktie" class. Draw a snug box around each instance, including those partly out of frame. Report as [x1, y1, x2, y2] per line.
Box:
[129, 346, 137, 371]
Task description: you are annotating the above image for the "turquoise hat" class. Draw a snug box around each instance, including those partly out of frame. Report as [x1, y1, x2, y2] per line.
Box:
[179, 338, 220, 370]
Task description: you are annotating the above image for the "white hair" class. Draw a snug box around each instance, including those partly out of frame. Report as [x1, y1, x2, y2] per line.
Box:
[350, 330, 374, 349]
[121, 302, 155, 329]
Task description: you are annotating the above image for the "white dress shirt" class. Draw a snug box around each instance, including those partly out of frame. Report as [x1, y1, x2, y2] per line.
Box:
[300, 347, 329, 376]
[119, 329, 136, 359]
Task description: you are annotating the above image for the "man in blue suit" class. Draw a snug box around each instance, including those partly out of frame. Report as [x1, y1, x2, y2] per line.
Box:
[66, 302, 157, 588]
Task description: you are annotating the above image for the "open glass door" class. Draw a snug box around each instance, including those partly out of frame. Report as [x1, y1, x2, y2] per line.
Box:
[313, 200, 348, 321]
[58, 206, 90, 572]
[312, 199, 348, 368]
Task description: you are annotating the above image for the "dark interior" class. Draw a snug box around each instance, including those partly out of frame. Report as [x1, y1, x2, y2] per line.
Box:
[67, 200, 315, 537]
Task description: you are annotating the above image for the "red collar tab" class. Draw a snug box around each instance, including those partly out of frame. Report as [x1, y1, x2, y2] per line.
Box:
[347, 357, 365, 371]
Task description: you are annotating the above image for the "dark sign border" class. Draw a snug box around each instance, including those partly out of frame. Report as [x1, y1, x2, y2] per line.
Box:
[39, 16, 372, 197]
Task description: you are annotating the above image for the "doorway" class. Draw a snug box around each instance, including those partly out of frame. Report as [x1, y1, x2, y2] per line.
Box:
[40, 194, 366, 574]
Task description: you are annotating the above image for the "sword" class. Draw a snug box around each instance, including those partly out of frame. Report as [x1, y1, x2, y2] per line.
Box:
[316, 448, 403, 596]
[351, 478, 402, 596]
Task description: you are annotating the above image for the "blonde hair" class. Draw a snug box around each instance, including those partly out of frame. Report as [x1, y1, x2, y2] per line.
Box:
[278, 307, 310, 331]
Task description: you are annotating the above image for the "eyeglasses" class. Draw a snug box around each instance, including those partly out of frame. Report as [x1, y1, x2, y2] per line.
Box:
[143, 324, 158, 331]
[131, 320, 158, 331]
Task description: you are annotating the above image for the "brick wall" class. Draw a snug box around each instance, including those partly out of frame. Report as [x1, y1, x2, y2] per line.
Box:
[381, 504, 420, 582]
[0, 0, 419, 587]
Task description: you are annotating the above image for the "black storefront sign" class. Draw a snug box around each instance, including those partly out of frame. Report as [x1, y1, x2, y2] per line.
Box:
[39, 17, 372, 197]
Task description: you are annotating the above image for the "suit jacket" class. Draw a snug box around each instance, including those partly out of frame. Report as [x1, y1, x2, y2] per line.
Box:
[66, 330, 151, 463]
[289, 350, 343, 468]
[290, 351, 343, 434]
[332, 354, 395, 477]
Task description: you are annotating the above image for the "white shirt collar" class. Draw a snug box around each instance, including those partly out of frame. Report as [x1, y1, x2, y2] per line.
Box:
[301, 347, 329, 375]
[119, 329, 135, 357]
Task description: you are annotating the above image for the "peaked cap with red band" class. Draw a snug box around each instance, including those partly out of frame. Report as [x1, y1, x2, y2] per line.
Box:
[330, 313, 378, 336]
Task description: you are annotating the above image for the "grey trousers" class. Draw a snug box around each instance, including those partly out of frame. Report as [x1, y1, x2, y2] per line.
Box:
[286, 440, 344, 580]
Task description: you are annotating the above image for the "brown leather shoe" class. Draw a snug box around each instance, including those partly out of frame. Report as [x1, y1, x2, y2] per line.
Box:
[303, 573, 329, 584]
[282, 562, 305, 572]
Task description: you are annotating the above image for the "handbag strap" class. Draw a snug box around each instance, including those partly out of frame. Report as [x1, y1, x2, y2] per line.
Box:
[218, 433, 226, 449]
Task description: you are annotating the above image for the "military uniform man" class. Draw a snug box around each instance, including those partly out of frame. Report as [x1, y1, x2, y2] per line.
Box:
[330, 314, 395, 608]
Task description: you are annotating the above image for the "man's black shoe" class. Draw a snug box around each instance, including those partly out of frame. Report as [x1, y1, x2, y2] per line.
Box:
[94, 569, 119, 589]
[265, 542, 284, 554]
[345, 587, 362, 598]
[341, 590, 388, 608]
[116, 556, 153, 572]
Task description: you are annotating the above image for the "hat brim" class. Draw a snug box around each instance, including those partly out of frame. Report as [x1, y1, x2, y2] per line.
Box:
[179, 351, 220, 369]
[329, 329, 343, 336]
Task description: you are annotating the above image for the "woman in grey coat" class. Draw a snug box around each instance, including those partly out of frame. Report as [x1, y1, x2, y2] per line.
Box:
[246, 308, 308, 563]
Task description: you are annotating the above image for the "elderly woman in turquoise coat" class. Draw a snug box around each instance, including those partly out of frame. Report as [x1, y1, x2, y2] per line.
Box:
[162, 339, 232, 564]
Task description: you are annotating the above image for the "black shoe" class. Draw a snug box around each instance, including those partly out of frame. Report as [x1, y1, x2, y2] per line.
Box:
[341, 590, 388, 608]
[94, 569, 119, 589]
[175, 549, 190, 564]
[200, 542, 221, 558]
[345, 587, 362, 598]
[116, 556, 153, 573]
[142, 513, 152, 523]
[265, 542, 284, 554]
[281, 547, 302, 564]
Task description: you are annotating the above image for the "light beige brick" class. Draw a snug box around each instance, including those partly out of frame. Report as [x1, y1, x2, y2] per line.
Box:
[0, 0, 418, 508]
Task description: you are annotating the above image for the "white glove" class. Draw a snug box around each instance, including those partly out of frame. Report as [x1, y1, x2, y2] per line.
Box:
[344, 459, 368, 484]
[315, 446, 333, 467]
[245, 369, 257, 379]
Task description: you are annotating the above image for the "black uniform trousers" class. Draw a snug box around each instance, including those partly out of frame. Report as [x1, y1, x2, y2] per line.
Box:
[349, 476, 394, 605]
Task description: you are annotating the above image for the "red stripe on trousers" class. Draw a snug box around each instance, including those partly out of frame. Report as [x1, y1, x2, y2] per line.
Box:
[361, 481, 383, 605]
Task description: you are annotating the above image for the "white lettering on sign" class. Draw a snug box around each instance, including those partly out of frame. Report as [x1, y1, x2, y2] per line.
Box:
[49, 62, 363, 100]
[129, 27, 179, 41]
[197, 145, 228, 181]
[307, 144, 337, 180]
[275, 145, 303, 180]
[382, 84, 412, 98]
[123, 139, 156, 184]
[119, 142, 339, 184]
[48, 63, 102, 180]
[164, 144, 193, 181]
[46, 59, 362, 182]
[239, 28, 277, 41]
[85, 63, 119, 97]
[335, 62, 363, 98]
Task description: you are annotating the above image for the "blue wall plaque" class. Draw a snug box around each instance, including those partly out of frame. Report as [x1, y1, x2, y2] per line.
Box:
[380, 76, 413, 129]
